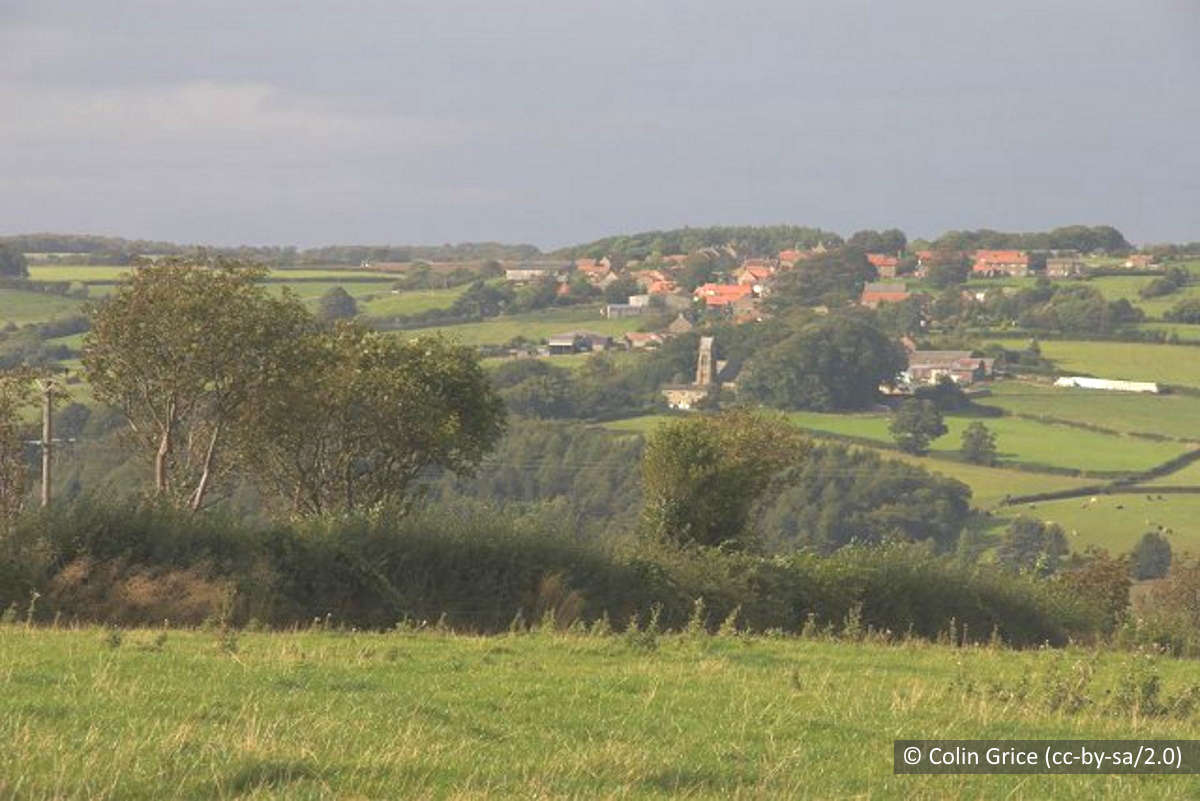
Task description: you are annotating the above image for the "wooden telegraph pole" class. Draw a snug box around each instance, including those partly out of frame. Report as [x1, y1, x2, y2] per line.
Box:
[34, 376, 61, 507]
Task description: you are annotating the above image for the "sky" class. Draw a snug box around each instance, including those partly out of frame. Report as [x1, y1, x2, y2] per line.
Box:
[2, 1, 1198, 249]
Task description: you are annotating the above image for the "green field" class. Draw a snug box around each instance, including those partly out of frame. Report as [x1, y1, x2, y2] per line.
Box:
[0, 290, 85, 325]
[1087, 275, 1200, 320]
[980, 381, 1200, 441]
[483, 350, 648, 373]
[994, 493, 1200, 556]
[357, 285, 467, 317]
[3, 628, 1200, 800]
[402, 306, 647, 346]
[606, 415, 1102, 508]
[1147, 459, 1200, 487]
[775, 410, 1183, 475]
[989, 339, 1200, 388]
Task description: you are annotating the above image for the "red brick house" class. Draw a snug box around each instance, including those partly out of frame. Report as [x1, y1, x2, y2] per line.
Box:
[972, 250, 1030, 277]
[859, 282, 910, 309]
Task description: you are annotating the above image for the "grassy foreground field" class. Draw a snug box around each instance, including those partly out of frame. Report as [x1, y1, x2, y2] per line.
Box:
[4, 628, 1200, 800]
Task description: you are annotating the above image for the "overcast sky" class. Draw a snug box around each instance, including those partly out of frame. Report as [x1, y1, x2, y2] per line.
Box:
[2, 1, 1197, 248]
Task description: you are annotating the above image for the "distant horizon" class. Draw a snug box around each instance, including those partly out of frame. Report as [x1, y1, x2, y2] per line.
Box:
[2, 220, 1186, 254]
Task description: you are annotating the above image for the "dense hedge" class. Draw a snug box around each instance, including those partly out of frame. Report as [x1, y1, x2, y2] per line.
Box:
[0, 500, 1098, 646]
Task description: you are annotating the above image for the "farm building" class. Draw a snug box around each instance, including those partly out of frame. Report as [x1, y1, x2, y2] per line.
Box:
[505, 265, 564, 282]
[603, 303, 644, 319]
[547, 331, 614, 354]
[904, 350, 995, 386]
[1053, 376, 1160, 393]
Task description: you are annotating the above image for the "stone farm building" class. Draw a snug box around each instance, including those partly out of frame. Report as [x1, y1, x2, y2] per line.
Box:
[903, 350, 995, 386]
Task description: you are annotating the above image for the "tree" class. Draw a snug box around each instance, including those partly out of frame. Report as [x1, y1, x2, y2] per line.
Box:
[925, 257, 970, 289]
[996, 517, 1068, 576]
[847, 228, 906, 254]
[889, 399, 947, 455]
[0, 370, 34, 524]
[960, 421, 997, 465]
[1164, 298, 1200, 324]
[0, 245, 28, 278]
[603, 275, 641, 304]
[82, 259, 315, 508]
[1131, 531, 1172, 580]
[738, 316, 906, 411]
[317, 286, 358, 320]
[766, 248, 877, 309]
[640, 411, 808, 548]
[238, 326, 506, 515]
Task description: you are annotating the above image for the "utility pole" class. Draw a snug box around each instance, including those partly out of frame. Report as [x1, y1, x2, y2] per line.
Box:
[35, 377, 57, 508]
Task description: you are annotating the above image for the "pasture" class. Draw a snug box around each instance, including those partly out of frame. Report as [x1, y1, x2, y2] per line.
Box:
[0, 290, 85, 326]
[401, 306, 648, 346]
[3, 627, 1200, 800]
[605, 415, 1103, 508]
[993, 493, 1200, 556]
[979, 381, 1200, 441]
[779, 410, 1184, 475]
[989, 339, 1200, 389]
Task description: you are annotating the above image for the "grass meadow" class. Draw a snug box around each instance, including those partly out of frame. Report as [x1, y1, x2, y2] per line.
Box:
[403, 306, 648, 346]
[0, 290, 84, 326]
[776, 411, 1184, 475]
[992, 493, 1200, 556]
[979, 381, 1200, 441]
[4, 627, 1200, 800]
[987, 340, 1200, 389]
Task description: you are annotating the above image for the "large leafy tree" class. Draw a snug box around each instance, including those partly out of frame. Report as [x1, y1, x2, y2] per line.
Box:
[640, 411, 808, 548]
[765, 247, 877, 309]
[889, 399, 948, 455]
[82, 258, 315, 508]
[238, 326, 506, 515]
[738, 316, 907, 411]
[0, 245, 28, 278]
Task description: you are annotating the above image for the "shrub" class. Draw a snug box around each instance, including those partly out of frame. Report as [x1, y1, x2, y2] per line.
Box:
[2, 499, 1097, 646]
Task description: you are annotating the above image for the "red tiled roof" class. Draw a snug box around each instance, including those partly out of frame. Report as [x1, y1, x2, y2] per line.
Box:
[693, 283, 754, 307]
[973, 250, 1028, 264]
[867, 253, 900, 268]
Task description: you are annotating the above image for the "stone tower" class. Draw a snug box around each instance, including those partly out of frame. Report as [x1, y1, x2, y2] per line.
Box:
[694, 336, 714, 386]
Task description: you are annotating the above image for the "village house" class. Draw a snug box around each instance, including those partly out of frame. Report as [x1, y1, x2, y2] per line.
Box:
[694, 283, 755, 308]
[735, 264, 773, 287]
[859, 282, 910, 309]
[867, 253, 901, 279]
[1125, 254, 1156, 269]
[624, 332, 663, 350]
[972, 250, 1030, 277]
[778, 249, 804, 267]
[666, 313, 694, 335]
[634, 269, 670, 290]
